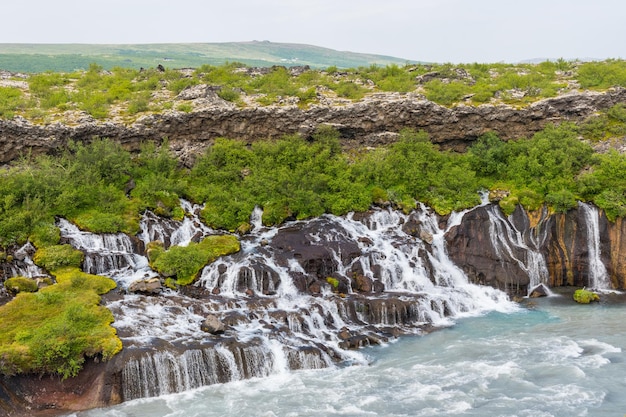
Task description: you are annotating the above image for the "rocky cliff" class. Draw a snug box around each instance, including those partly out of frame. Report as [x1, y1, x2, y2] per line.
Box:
[446, 202, 626, 296]
[2, 88, 626, 165]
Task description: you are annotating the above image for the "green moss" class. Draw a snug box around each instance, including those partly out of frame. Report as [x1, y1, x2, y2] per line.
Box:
[146, 240, 165, 266]
[573, 288, 600, 304]
[72, 210, 130, 234]
[152, 235, 240, 286]
[326, 277, 339, 290]
[33, 245, 84, 270]
[0, 267, 120, 379]
[4, 277, 39, 293]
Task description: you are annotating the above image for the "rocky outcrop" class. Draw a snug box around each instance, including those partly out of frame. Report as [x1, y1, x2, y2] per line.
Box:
[2, 88, 625, 165]
[446, 202, 626, 295]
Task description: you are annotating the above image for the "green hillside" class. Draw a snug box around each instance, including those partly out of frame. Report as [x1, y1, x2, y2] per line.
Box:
[0, 42, 416, 73]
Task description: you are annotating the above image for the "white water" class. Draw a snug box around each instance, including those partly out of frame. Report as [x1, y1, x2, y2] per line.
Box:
[57, 218, 156, 288]
[46, 199, 622, 412]
[75, 297, 626, 417]
[484, 205, 551, 294]
[579, 202, 612, 291]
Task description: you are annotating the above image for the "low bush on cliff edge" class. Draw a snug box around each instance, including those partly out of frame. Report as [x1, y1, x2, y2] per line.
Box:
[0, 267, 120, 379]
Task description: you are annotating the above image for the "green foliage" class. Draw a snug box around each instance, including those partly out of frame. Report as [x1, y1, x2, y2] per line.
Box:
[424, 79, 470, 106]
[33, 245, 84, 270]
[468, 124, 593, 213]
[573, 288, 600, 304]
[578, 150, 626, 220]
[579, 104, 626, 142]
[577, 60, 626, 89]
[152, 235, 240, 286]
[0, 86, 26, 118]
[0, 267, 119, 379]
[4, 276, 38, 293]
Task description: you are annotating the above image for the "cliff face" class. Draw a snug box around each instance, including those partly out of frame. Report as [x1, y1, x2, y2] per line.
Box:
[446, 202, 626, 296]
[2, 88, 625, 165]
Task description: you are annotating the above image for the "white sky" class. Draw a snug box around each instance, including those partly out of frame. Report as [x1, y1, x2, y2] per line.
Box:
[2, 0, 625, 63]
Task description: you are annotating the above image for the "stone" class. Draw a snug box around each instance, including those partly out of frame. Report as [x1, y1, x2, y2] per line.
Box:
[2, 89, 625, 165]
[200, 315, 226, 334]
[529, 284, 549, 298]
[128, 277, 162, 294]
[353, 274, 373, 293]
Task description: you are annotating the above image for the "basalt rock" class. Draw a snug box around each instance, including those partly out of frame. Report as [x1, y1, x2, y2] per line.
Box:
[2, 89, 626, 165]
[446, 201, 626, 296]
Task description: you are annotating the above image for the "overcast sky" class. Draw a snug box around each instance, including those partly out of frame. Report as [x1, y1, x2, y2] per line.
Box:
[2, 0, 625, 63]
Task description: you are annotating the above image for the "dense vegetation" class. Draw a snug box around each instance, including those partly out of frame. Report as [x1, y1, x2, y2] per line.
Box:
[1, 116, 626, 253]
[2, 59, 626, 122]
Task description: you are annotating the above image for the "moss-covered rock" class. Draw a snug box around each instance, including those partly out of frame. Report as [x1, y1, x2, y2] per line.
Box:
[0, 267, 120, 379]
[573, 288, 600, 304]
[33, 244, 84, 270]
[152, 235, 240, 286]
[4, 276, 39, 294]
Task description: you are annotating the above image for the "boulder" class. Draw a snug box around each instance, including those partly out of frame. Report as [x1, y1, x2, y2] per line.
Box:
[529, 284, 549, 298]
[128, 277, 162, 294]
[200, 315, 226, 334]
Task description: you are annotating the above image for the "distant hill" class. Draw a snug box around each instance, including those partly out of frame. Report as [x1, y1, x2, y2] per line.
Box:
[0, 41, 418, 73]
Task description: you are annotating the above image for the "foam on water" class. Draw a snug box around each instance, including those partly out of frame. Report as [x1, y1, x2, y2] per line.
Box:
[79, 302, 626, 416]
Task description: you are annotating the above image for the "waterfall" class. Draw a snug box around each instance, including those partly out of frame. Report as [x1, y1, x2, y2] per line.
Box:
[5, 242, 47, 279]
[57, 218, 156, 288]
[579, 202, 611, 291]
[53, 201, 521, 403]
[484, 205, 551, 295]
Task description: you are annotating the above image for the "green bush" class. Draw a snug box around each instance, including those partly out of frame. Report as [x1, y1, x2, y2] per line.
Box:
[4, 276, 39, 293]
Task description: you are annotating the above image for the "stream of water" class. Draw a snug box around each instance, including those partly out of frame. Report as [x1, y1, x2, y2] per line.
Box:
[74, 295, 626, 417]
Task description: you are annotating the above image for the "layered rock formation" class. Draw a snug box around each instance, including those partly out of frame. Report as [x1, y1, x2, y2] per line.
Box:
[2, 88, 626, 165]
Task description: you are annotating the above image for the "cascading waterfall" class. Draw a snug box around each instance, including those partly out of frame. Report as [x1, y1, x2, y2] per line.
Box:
[57, 218, 155, 288]
[484, 204, 551, 295]
[4, 242, 47, 279]
[579, 202, 611, 291]
[53, 199, 520, 402]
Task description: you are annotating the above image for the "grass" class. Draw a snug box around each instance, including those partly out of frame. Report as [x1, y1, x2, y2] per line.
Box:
[150, 235, 241, 286]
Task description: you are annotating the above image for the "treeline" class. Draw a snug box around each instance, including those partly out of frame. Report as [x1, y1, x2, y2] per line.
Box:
[2, 122, 626, 250]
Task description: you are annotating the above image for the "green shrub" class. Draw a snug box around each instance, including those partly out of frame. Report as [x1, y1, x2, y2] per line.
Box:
[4, 277, 39, 293]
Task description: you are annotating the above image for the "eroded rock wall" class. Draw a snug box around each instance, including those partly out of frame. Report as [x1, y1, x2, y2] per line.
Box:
[2, 88, 626, 165]
[447, 203, 626, 294]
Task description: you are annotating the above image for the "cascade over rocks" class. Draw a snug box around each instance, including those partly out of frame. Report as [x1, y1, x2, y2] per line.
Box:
[1, 88, 626, 165]
[446, 201, 626, 294]
[5, 196, 626, 415]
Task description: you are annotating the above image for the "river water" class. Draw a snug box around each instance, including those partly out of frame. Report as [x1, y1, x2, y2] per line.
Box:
[74, 293, 626, 417]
